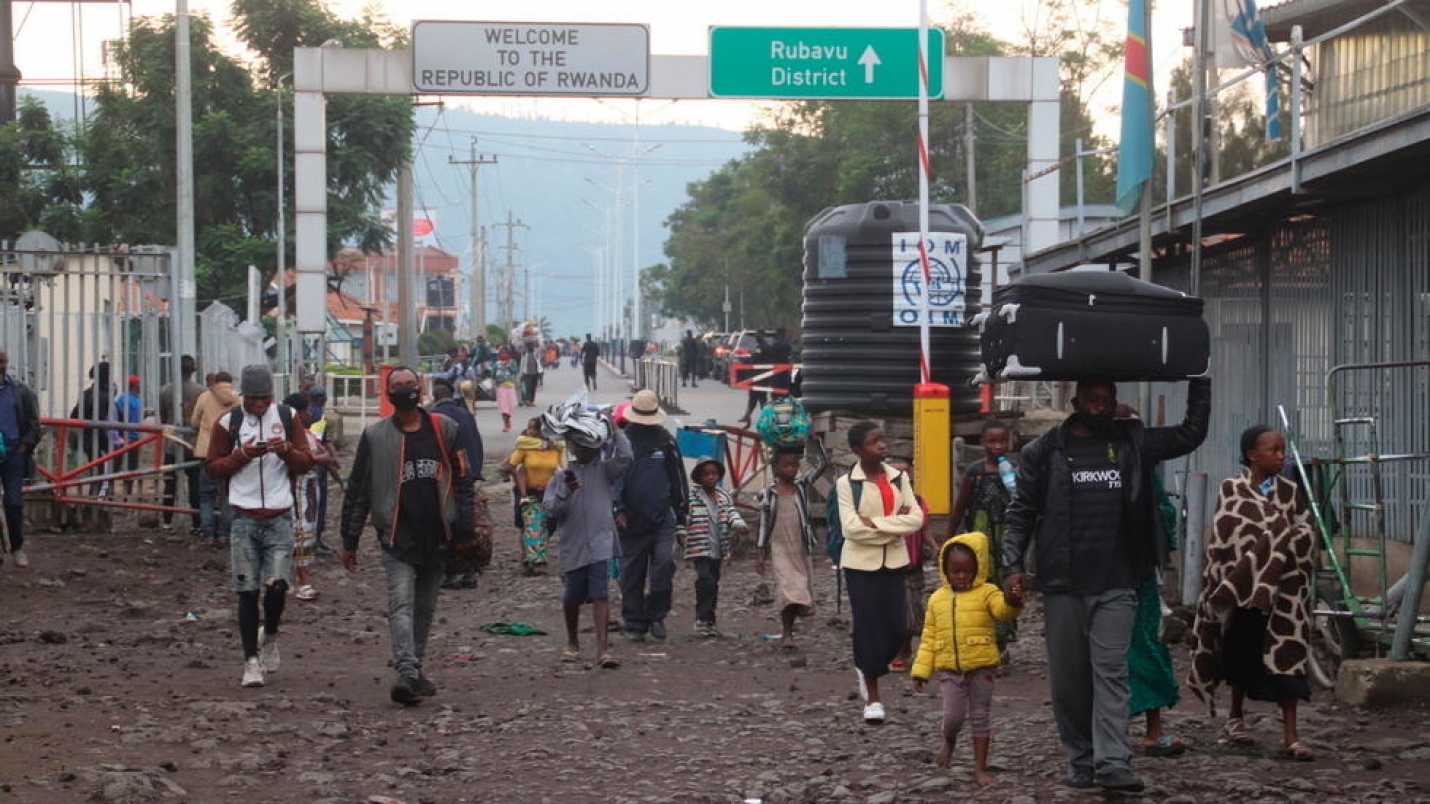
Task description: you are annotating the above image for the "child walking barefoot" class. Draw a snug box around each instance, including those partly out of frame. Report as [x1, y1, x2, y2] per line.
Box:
[755, 448, 818, 650]
[543, 413, 632, 668]
[912, 532, 1023, 786]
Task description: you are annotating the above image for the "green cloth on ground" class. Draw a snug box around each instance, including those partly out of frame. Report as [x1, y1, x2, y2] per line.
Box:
[479, 622, 547, 636]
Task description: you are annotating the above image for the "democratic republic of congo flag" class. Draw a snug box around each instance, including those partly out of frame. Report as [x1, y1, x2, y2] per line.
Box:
[1116, 0, 1153, 215]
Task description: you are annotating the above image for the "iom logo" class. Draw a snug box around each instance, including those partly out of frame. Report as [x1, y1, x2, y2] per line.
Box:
[892, 233, 967, 327]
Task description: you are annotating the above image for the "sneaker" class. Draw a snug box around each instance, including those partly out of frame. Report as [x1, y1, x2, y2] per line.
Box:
[626, 631, 647, 643]
[650, 619, 668, 641]
[413, 675, 438, 697]
[390, 676, 421, 706]
[258, 628, 280, 674]
[1063, 774, 1096, 790]
[241, 658, 265, 688]
[160, 522, 174, 532]
[862, 702, 886, 724]
[314, 540, 335, 558]
[1095, 767, 1146, 794]
[12, 550, 28, 569]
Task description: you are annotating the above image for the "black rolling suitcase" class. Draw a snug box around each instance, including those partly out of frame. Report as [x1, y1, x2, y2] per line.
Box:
[975, 270, 1210, 382]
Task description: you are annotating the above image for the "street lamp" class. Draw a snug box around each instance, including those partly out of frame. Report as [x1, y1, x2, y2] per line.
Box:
[275, 72, 291, 385]
[583, 142, 660, 341]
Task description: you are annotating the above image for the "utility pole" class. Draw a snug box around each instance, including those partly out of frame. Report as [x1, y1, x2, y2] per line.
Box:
[964, 102, 977, 216]
[492, 212, 528, 333]
[449, 140, 497, 341]
[0, 0, 19, 124]
[175, 0, 197, 360]
[397, 162, 417, 366]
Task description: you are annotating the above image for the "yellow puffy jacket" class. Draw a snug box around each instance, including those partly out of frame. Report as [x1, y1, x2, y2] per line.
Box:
[911, 531, 1022, 678]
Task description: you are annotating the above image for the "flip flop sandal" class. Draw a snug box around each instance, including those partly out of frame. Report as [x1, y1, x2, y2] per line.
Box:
[294, 585, 318, 600]
[1143, 735, 1187, 757]
[888, 659, 909, 672]
[1221, 717, 1255, 746]
[1283, 741, 1314, 761]
[561, 650, 580, 663]
[598, 654, 621, 669]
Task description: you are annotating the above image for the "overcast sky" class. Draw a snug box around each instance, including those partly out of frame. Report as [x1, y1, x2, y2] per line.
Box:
[15, 0, 1197, 131]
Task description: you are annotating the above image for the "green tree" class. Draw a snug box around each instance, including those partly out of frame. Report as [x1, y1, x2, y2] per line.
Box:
[77, 1, 414, 307]
[0, 96, 88, 241]
[1158, 58, 1290, 199]
[651, 12, 1102, 328]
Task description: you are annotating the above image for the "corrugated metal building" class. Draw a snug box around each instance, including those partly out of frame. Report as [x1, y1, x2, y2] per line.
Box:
[1022, 0, 1430, 543]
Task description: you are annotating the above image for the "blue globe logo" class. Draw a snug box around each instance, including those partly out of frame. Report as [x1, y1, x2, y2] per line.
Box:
[900, 257, 964, 308]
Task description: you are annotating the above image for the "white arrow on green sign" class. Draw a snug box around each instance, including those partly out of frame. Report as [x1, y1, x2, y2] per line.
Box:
[709, 27, 943, 99]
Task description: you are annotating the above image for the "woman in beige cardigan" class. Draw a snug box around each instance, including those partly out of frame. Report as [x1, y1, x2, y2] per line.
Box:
[836, 420, 926, 724]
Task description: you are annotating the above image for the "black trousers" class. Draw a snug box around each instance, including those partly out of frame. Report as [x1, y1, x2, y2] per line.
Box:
[693, 556, 722, 624]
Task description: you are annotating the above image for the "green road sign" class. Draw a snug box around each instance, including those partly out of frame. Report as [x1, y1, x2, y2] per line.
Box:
[709, 27, 944, 99]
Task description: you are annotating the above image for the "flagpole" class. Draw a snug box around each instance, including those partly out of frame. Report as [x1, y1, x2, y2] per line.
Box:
[1191, 0, 1211, 299]
[917, 0, 932, 386]
[1137, 0, 1154, 419]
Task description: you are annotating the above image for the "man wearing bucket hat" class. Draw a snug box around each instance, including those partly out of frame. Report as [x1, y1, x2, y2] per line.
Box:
[613, 389, 689, 641]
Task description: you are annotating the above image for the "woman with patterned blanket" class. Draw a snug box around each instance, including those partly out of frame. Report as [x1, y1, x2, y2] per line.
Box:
[1188, 425, 1316, 761]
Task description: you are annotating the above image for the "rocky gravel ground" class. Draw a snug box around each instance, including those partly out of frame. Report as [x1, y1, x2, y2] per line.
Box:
[1, 479, 1427, 804]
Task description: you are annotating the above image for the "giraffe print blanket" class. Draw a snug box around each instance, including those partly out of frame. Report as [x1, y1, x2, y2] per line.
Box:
[1187, 471, 1317, 711]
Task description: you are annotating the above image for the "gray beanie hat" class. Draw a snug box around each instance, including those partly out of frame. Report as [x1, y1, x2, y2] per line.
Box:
[239, 364, 275, 397]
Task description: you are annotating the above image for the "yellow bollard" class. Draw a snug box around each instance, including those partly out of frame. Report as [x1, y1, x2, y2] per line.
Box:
[913, 382, 951, 514]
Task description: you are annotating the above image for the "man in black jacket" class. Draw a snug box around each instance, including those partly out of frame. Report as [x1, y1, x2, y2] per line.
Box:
[1002, 377, 1211, 794]
[0, 350, 40, 567]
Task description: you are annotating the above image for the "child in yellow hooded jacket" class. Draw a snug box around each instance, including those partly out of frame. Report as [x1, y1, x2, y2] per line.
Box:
[912, 531, 1024, 785]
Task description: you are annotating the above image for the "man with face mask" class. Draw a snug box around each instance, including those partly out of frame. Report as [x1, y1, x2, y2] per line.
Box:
[1001, 376, 1210, 794]
[340, 366, 475, 706]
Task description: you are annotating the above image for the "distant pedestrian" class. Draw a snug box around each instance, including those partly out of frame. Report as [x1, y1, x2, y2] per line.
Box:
[678, 458, 748, 637]
[70, 362, 122, 498]
[205, 365, 314, 689]
[160, 355, 206, 535]
[506, 416, 564, 575]
[190, 371, 240, 542]
[115, 375, 144, 483]
[544, 410, 632, 668]
[519, 345, 542, 406]
[679, 330, 701, 388]
[613, 389, 688, 642]
[0, 349, 41, 568]
[283, 391, 329, 601]
[836, 420, 925, 724]
[303, 385, 337, 557]
[580, 334, 601, 391]
[754, 447, 819, 651]
[492, 347, 519, 432]
[340, 366, 475, 706]
[911, 532, 1024, 786]
[431, 378, 488, 590]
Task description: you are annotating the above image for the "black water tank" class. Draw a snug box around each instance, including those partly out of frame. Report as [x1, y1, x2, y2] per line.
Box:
[801, 201, 984, 415]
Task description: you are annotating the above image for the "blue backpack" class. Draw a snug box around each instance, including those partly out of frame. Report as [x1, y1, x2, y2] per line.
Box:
[823, 473, 863, 564]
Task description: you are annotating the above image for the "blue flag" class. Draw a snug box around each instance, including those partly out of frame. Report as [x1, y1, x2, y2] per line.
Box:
[1223, 0, 1282, 141]
[1116, 0, 1153, 214]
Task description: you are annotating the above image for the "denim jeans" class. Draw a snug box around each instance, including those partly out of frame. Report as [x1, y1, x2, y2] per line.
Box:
[229, 512, 294, 593]
[381, 550, 444, 679]
[617, 521, 677, 633]
[198, 471, 231, 539]
[1, 449, 26, 552]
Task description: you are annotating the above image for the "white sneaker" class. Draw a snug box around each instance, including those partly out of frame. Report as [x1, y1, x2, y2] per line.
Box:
[241, 658, 265, 688]
[258, 628, 280, 674]
[856, 669, 868, 702]
[12, 550, 28, 568]
[862, 702, 886, 724]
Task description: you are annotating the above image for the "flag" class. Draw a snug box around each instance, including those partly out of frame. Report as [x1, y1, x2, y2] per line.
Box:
[1217, 0, 1283, 141]
[1115, 0, 1153, 215]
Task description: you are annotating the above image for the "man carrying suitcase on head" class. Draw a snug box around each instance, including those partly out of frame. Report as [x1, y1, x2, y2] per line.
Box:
[1001, 376, 1210, 795]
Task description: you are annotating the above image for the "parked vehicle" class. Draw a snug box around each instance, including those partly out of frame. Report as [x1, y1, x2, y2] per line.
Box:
[700, 331, 728, 379]
[719, 329, 777, 384]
